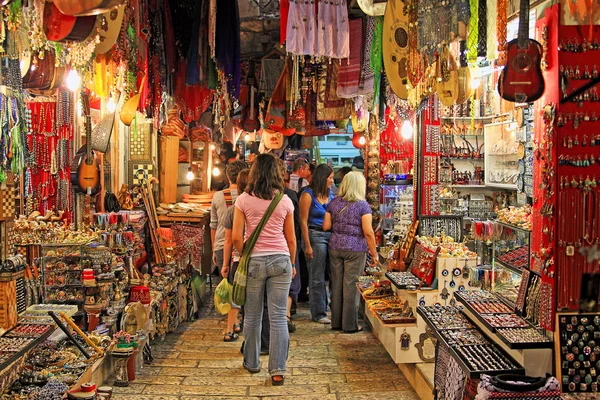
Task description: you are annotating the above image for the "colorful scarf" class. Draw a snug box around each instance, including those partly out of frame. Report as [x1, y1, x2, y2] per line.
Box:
[172, 224, 205, 267]
[336, 19, 364, 99]
[358, 17, 376, 96]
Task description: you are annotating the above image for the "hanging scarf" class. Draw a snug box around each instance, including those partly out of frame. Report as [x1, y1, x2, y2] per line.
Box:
[185, 0, 203, 85]
[467, 0, 478, 64]
[214, 0, 241, 98]
[370, 16, 383, 110]
[336, 19, 363, 99]
[358, 16, 375, 96]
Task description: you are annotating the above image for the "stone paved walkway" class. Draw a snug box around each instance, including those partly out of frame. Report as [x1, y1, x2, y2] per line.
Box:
[111, 303, 419, 400]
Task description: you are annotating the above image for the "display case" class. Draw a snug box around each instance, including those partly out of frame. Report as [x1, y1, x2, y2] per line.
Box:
[380, 182, 413, 234]
[493, 222, 531, 274]
[492, 222, 531, 305]
[484, 121, 520, 189]
[40, 244, 84, 306]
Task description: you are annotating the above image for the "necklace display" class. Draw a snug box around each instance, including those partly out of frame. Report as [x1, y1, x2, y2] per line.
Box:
[24, 91, 74, 222]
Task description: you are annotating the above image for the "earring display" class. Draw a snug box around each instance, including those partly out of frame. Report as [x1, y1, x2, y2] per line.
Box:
[385, 271, 423, 289]
[417, 306, 474, 330]
[556, 313, 600, 393]
[418, 305, 525, 378]
[454, 290, 553, 349]
[497, 328, 551, 346]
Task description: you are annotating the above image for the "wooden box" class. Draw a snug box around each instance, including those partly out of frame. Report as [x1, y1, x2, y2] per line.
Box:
[158, 136, 180, 204]
[0, 272, 20, 331]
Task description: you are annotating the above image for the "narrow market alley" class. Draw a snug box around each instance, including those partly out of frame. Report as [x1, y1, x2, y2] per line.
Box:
[111, 304, 420, 400]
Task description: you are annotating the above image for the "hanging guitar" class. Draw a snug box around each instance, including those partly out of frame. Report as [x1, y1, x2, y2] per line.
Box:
[497, 0, 545, 103]
[436, 43, 459, 107]
[383, 0, 409, 99]
[243, 61, 260, 132]
[71, 90, 101, 195]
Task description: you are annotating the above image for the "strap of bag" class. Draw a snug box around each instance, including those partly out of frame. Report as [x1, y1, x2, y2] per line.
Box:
[333, 202, 352, 224]
[223, 189, 233, 208]
[489, 374, 549, 392]
[241, 193, 284, 257]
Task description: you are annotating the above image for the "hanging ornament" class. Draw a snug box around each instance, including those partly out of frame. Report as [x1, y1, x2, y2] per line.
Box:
[400, 329, 411, 350]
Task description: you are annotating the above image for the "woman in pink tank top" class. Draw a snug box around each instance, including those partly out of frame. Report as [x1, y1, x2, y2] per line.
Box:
[232, 154, 297, 385]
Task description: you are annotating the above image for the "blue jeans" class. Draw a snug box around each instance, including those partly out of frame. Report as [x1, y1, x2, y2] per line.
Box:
[304, 230, 331, 321]
[243, 254, 292, 376]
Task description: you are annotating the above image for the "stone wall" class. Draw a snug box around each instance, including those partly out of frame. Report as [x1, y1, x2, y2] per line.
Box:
[238, 0, 281, 59]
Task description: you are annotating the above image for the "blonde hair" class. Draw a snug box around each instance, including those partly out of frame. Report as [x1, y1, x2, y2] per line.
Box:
[338, 171, 366, 202]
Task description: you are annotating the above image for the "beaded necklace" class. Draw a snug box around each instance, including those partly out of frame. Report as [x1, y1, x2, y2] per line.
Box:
[496, 0, 508, 66]
[0, 95, 7, 167]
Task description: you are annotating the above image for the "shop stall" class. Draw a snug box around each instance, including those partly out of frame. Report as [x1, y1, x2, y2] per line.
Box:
[0, 0, 597, 397]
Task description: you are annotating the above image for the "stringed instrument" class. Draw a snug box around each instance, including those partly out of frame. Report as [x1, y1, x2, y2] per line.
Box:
[436, 43, 459, 107]
[43, 2, 96, 42]
[95, 6, 125, 54]
[383, 0, 409, 99]
[53, 0, 125, 16]
[497, 0, 545, 103]
[243, 61, 259, 132]
[455, 40, 472, 103]
[389, 220, 419, 271]
[356, 0, 386, 16]
[71, 90, 101, 195]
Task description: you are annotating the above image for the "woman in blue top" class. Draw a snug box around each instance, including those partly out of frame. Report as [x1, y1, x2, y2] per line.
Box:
[299, 164, 334, 323]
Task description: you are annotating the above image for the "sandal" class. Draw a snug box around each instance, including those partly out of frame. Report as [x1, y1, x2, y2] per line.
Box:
[233, 324, 242, 334]
[286, 316, 296, 333]
[223, 332, 239, 342]
[271, 375, 285, 386]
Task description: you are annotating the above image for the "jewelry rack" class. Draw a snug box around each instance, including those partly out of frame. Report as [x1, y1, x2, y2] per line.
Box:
[532, 8, 600, 337]
[418, 215, 463, 242]
[555, 313, 600, 393]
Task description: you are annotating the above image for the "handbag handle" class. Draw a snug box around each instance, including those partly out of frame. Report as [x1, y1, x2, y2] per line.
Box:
[489, 374, 549, 392]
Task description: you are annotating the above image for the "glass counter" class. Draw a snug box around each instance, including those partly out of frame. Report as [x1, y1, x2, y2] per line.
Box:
[492, 221, 531, 306]
[484, 121, 520, 189]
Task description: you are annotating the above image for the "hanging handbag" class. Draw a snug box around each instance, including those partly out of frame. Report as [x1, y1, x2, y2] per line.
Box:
[476, 374, 561, 400]
[232, 193, 284, 306]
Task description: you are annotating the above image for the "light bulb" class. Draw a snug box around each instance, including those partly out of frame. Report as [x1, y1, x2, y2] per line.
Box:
[469, 65, 481, 89]
[30, 64, 36, 71]
[66, 70, 81, 92]
[212, 166, 221, 177]
[244, 133, 250, 142]
[186, 168, 195, 181]
[358, 136, 366, 146]
[106, 97, 116, 113]
[401, 120, 413, 140]
[210, 143, 216, 151]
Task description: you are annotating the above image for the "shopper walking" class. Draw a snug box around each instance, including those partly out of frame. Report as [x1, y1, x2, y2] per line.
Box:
[299, 164, 334, 323]
[323, 172, 377, 333]
[232, 154, 296, 385]
[220, 169, 250, 342]
[288, 157, 309, 193]
[210, 159, 247, 335]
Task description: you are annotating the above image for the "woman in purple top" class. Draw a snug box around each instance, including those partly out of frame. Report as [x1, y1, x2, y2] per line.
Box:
[323, 172, 377, 333]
